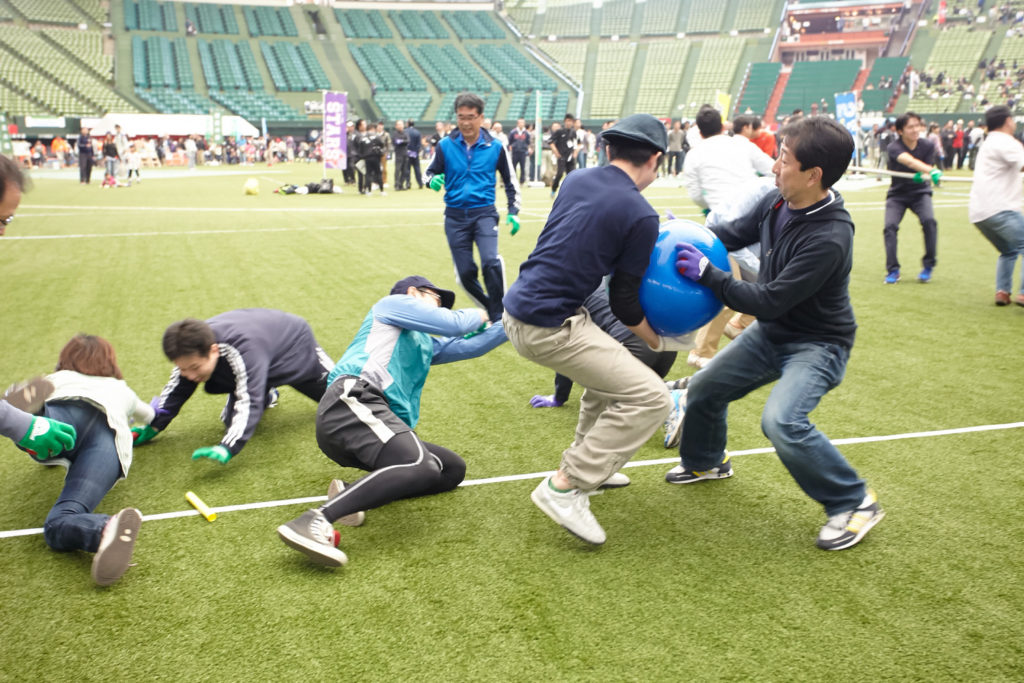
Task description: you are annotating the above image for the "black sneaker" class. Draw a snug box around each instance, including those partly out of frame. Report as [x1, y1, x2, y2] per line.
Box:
[665, 455, 733, 484]
[816, 489, 885, 550]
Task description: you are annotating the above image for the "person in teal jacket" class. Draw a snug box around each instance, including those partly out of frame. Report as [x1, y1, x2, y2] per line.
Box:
[277, 275, 506, 567]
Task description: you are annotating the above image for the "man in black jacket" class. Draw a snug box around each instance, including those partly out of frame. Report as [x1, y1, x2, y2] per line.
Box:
[668, 116, 884, 552]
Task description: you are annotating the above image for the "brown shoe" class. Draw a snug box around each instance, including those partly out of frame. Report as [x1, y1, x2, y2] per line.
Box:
[2, 376, 54, 414]
[996, 291, 1011, 306]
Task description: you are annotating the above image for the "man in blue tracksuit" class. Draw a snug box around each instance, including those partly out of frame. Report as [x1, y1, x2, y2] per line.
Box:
[277, 275, 507, 566]
[425, 92, 521, 322]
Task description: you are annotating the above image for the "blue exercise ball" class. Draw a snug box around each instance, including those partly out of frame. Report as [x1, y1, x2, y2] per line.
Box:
[640, 219, 731, 336]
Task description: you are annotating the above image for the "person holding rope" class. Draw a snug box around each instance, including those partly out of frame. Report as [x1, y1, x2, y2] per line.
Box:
[883, 112, 943, 284]
[968, 105, 1024, 307]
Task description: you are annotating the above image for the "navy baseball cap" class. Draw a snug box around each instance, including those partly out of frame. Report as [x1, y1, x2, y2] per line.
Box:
[391, 275, 455, 309]
[601, 113, 668, 153]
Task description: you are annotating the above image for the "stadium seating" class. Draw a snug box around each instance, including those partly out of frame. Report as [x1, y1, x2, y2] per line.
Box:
[208, 90, 305, 121]
[909, 26, 990, 113]
[184, 3, 239, 35]
[42, 28, 112, 81]
[733, 0, 777, 33]
[686, 0, 726, 34]
[590, 42, 636, 117]
[349, 43, 426, 91]
[374, 91, 431, 122]
[0, 83, 43, 116]
[135, 87, 213, 114]
[735, 61, 780, 117]
[390, 10, 449, 40]
[445, 11, 505, 40]
[467, 44, 557, 92]
[0, 24, 136, 114]
[334, 8, 392, 39]
[197, 39, 264, 91]
[599, 0, 634, 37]
[634, 41, 690, 117]
[777, 59, 860, 116]
[8, 0, 81, 27]
[70, 0, 106, 26]
[260, 41, 329, 91]
[125, 0, 177, 32]
[640, 0, 683, 36]
[537, 41, 587, 84]
[860, 56, 908, 113]
[408, 44, 491, 92]
[507, 5, 538, 35]
[539, 3, 591, 38]
[678, 38, 745, 119]
[244, 6, 298, 38]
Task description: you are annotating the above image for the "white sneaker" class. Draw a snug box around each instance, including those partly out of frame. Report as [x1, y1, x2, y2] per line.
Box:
[91, 508, 142, 586]
[530, 477, 606, 545]
[327, 479, 366, 527]
[598, 471, 630, 489]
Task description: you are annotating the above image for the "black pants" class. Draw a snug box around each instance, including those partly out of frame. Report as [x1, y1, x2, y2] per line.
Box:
[551, 155, 575, 193]
[394, 152, 410, 189]
[320, 431, 465, 523]
[409, 156, 423, 188]
[79, 153, 93, 183]
[884, 192, 937, 272]
[512, 150, 528, 183]
[364, 157, 383, 193]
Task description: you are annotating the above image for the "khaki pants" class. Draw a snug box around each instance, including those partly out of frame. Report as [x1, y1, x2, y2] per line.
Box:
[503, 309, 671, 490]
[693, 256, 755, 358]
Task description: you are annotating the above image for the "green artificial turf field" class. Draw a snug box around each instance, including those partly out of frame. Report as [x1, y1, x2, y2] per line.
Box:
[1, 164, 1021, 681]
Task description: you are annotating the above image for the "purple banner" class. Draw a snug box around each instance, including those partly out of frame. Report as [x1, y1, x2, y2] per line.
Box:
[322, 91, 347, 171]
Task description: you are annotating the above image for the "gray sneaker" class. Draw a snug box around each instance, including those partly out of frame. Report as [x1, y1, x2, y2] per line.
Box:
[816, 489, 885, 551]
[530, 477, 606, 545]
[91, 508, 142, 586]
[277, 509, 348, 566]
[327, 479, 366, 527]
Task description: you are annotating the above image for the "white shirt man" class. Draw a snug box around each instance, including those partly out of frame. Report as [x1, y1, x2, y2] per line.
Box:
[683, 122, 775, 211]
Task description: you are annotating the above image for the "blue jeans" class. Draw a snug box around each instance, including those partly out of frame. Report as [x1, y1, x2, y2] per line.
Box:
[679, 323, 865, 515]
[444, 206, 504, 322]
[974, 210, 1024, 294]
[39, 402, 122, 553]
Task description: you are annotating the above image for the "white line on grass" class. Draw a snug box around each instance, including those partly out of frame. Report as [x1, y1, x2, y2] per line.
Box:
[1, 420, 1021, 539]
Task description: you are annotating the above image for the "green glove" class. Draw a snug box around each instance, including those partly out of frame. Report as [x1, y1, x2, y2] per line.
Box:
[912, 171, 925, 184]
[463, 322, 490, 339]
[929, 168, 942, 186]
[429, 173, 445, 192]
[507, 214, 520, 236]
[191, 445, 232, 464]
[132, 424, 159, 445]
[18, 416, 76, 459]
[701, 208, 711, 217]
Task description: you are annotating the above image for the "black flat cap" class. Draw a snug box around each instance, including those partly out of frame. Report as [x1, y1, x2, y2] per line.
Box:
[601, 113, 668, 153]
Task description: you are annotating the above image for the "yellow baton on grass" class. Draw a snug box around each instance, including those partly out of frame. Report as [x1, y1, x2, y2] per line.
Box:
[185, 491, 217, 522]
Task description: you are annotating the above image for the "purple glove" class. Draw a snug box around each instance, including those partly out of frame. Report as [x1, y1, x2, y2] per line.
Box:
[675, 242, 709, 282]
[149, 396, 171, 422]
[530, 394, 565, 408]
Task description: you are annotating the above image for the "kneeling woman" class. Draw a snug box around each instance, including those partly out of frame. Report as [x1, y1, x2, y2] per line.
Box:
[16, 334, 156, 586]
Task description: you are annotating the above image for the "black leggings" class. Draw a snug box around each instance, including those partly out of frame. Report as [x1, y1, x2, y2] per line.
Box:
[319, 432, 465, 523]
